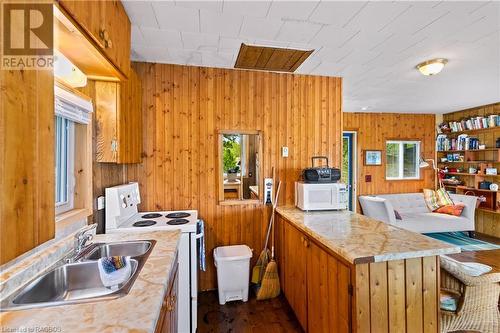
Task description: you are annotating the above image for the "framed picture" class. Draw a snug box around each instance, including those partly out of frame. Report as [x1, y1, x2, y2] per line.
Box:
[364, 150, 382, 166]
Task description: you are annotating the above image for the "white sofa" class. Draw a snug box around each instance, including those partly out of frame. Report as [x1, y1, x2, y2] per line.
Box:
[359, 193, 477, 234]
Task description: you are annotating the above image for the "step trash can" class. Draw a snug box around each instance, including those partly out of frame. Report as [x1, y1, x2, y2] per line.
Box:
[214, 245, 253, 305]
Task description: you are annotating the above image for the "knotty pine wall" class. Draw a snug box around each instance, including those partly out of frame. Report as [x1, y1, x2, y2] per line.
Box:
[121, 62, 342, 290]
[343, 113, 436, 198]
[443, 102, 500, 237]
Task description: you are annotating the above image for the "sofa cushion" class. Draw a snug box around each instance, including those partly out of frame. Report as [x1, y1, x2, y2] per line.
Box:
[376, 193, 428, 215]
[435, 204, 465, 216]
[395, 212, 471, 233]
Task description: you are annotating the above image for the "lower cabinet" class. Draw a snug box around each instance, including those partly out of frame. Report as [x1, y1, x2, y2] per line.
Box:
[277, 215, 351, 333]
[155, 262, 179, 333]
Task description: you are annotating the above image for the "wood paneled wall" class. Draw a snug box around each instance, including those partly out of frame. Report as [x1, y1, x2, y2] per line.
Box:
[124, 62, 342, 290]
[0, 68, 55, 264]
[355, 256, 440, 333]
[443, 102, 500, 237]
[343, 113, 436, 197]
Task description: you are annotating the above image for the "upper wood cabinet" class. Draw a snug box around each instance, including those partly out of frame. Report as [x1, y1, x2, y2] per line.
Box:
[0, 68, 55, 265]
[57, 0, 131, 78]
[95, 69, 142, 163]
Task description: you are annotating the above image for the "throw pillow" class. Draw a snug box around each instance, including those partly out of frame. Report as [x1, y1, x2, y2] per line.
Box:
[436, 188, 454, 206]
[423, 189, 441, 211]
[394, 210, 402, 220]
[435, 204, 465, 217]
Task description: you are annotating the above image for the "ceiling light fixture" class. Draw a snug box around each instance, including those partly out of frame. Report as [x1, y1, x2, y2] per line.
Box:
[416, 58, 448, 76]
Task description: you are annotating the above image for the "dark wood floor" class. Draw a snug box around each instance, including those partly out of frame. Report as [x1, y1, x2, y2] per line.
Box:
[197, 290, 303, 333]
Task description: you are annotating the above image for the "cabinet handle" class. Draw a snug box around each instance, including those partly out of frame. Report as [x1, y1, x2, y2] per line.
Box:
[166, 295, 175, 312]
[105, 38, 113, 49]
[303, 238, 309, 248]
[99, 29, 109, 41]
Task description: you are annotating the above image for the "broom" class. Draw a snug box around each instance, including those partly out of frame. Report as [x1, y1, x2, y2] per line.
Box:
[251, 167, 275, 285]
[257, 181, 281, 300]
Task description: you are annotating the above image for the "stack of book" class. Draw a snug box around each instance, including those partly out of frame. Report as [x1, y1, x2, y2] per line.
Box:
[437, 134, 480, 151]
[448, 115, 499, 132]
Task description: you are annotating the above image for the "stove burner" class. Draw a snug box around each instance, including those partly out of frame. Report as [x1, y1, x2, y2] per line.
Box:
[133, 220, 157, 227]
[166, 212, 191, 219]
[141, 213, 162, 219]
[167, 218, 189, 225]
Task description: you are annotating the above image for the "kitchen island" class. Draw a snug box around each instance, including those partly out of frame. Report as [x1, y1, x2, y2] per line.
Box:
[0, 230, 180, 333]
[275, 206, 461, 333]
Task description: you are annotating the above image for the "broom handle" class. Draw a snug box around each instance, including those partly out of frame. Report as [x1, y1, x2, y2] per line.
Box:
[271, 181, 281, 259]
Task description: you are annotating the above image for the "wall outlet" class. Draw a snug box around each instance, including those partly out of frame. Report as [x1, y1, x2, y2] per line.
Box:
[281, 146, 289, 157]
[97, 196, 105, 210]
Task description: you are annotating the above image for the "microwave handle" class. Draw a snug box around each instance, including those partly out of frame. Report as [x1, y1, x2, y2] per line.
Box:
[311, 156, 329, 168]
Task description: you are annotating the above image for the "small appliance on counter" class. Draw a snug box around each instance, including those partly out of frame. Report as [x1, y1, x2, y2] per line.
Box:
[295, 182, 348, 211]
[303, 156, 341, 183]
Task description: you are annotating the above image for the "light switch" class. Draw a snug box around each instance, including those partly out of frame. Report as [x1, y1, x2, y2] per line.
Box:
[97, 196, 105, 210]
[281, 146, 289, 157]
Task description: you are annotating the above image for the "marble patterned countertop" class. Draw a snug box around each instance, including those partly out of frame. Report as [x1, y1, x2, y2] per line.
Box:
[276, 206, 460, 264]
[0, 230, 180, 333]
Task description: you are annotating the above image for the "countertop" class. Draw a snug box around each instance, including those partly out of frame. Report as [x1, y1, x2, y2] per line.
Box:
[0, 230, 181, 333]
[276, 206, 460, 264]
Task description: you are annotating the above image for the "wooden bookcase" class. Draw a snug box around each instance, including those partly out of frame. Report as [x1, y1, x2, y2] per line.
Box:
[440, 103, 500, 237]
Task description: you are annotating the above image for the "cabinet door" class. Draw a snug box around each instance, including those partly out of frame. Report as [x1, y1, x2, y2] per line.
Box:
[307, 241, 351, 333]
[283, 222, 308, 330]
[156, 263, 179, 333]
[102, 0, 131, 78]
[58, 0, 105, 49]
[95, 81, 118, 163]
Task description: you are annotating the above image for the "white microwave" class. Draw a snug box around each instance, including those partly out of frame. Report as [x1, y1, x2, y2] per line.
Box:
[295, 182, 348, 211]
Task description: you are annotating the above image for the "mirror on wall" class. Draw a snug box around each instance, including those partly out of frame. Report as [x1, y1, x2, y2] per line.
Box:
[218, 131, 262, 203]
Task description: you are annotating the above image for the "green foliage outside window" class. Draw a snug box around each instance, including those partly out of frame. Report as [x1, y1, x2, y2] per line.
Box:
[223, 134, 241, 173]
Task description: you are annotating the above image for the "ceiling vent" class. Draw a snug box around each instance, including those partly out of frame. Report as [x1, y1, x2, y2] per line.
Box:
[234, 43, 314, 73]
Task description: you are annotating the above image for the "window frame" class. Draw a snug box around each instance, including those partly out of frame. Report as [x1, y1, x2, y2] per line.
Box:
[55, 116, 76, 215]
[385, 140, 421, 180]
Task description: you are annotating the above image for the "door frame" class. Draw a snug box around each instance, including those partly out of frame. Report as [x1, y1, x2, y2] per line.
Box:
[342, 131, 357, 213]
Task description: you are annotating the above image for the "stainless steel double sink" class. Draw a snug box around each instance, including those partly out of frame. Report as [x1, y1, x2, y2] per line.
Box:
[0, 240, 156, 311]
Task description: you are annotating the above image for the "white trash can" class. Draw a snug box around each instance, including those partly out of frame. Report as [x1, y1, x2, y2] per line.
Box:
[214, 245, 253, 305]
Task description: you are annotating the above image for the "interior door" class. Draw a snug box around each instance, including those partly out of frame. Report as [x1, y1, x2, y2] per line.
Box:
[342, 132, 356, 211]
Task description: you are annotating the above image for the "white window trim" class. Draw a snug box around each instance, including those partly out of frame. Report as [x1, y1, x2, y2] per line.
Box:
[386, 140, 421, 180]
[55, 120, 75, 215]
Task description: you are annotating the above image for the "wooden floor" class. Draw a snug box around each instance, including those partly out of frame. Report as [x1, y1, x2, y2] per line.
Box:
[197, 291, 303, 333]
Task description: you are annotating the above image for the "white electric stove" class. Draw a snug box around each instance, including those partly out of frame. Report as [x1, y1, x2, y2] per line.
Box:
[105, 182, 198, 333]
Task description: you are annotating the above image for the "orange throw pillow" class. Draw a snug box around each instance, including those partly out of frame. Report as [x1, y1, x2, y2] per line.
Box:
[434, 204, 465, 217]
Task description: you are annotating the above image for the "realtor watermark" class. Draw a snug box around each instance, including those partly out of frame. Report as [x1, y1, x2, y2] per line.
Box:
[1, 0, 53, 70]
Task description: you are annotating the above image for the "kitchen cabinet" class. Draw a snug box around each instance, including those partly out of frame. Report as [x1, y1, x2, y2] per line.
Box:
[95, 68, 142, 163]
[277, 215, 351, 333]
[57, 0, 131, 78]
[156, 261, 179, 333]
[0, 66, 55, 264]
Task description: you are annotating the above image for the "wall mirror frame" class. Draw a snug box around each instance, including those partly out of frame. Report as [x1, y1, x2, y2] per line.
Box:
[217, 130, 263, 205]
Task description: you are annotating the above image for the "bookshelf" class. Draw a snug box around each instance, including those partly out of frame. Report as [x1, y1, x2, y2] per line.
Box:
[438, 112, 500, 215]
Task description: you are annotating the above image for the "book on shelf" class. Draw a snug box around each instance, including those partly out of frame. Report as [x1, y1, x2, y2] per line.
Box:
[436, 134, 480, 151]
[446, 114, 499, 132]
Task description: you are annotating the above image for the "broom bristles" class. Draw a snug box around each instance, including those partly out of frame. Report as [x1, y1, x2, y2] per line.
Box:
[251, 250, 270, 284]
[256, 260, 280, 300]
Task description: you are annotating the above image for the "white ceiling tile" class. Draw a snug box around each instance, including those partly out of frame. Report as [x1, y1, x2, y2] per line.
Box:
[181, 32, 219, 50]
[152, 2, 199, 32]
[201, 51, 234, 67]
[347, 2, 412, 32]
[122, 1, 159, 28]
[169, 49, 203, 65]
[175, 0, 223, 13]
[308, 1, 367, 27]
[219, 37, 253, 52]
[223, 1, 272, 18]
[252, 39, 289, 48]
[274, 20, 323, 43]
[267, 1, 319, 21]
[200, 9, 243, 35]
[140, 27, 183, 48]
[131, 25, 145, 45]
[239, 16, 283, 40]
[294, 54, 321, 74]
[310, 25, 360, 49]
[132, 46, 171, 63]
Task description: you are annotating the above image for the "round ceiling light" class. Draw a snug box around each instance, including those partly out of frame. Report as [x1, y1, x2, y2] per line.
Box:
[416, 58, 448, 76]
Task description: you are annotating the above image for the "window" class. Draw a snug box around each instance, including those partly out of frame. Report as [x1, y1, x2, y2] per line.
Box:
[386, 141, 420, 180]
[55, 115, 75, 214]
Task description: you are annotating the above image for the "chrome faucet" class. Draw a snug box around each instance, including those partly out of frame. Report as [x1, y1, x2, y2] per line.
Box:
[74, 224, 97, 255]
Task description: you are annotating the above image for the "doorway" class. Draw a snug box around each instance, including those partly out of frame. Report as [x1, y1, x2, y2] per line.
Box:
[342, 131, 357, 212]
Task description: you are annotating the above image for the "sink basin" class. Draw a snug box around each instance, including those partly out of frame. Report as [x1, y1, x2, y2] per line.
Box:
[1, 239, 156, 311]
[12, 260, 138, 305]
[84, 241, 153, 260]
